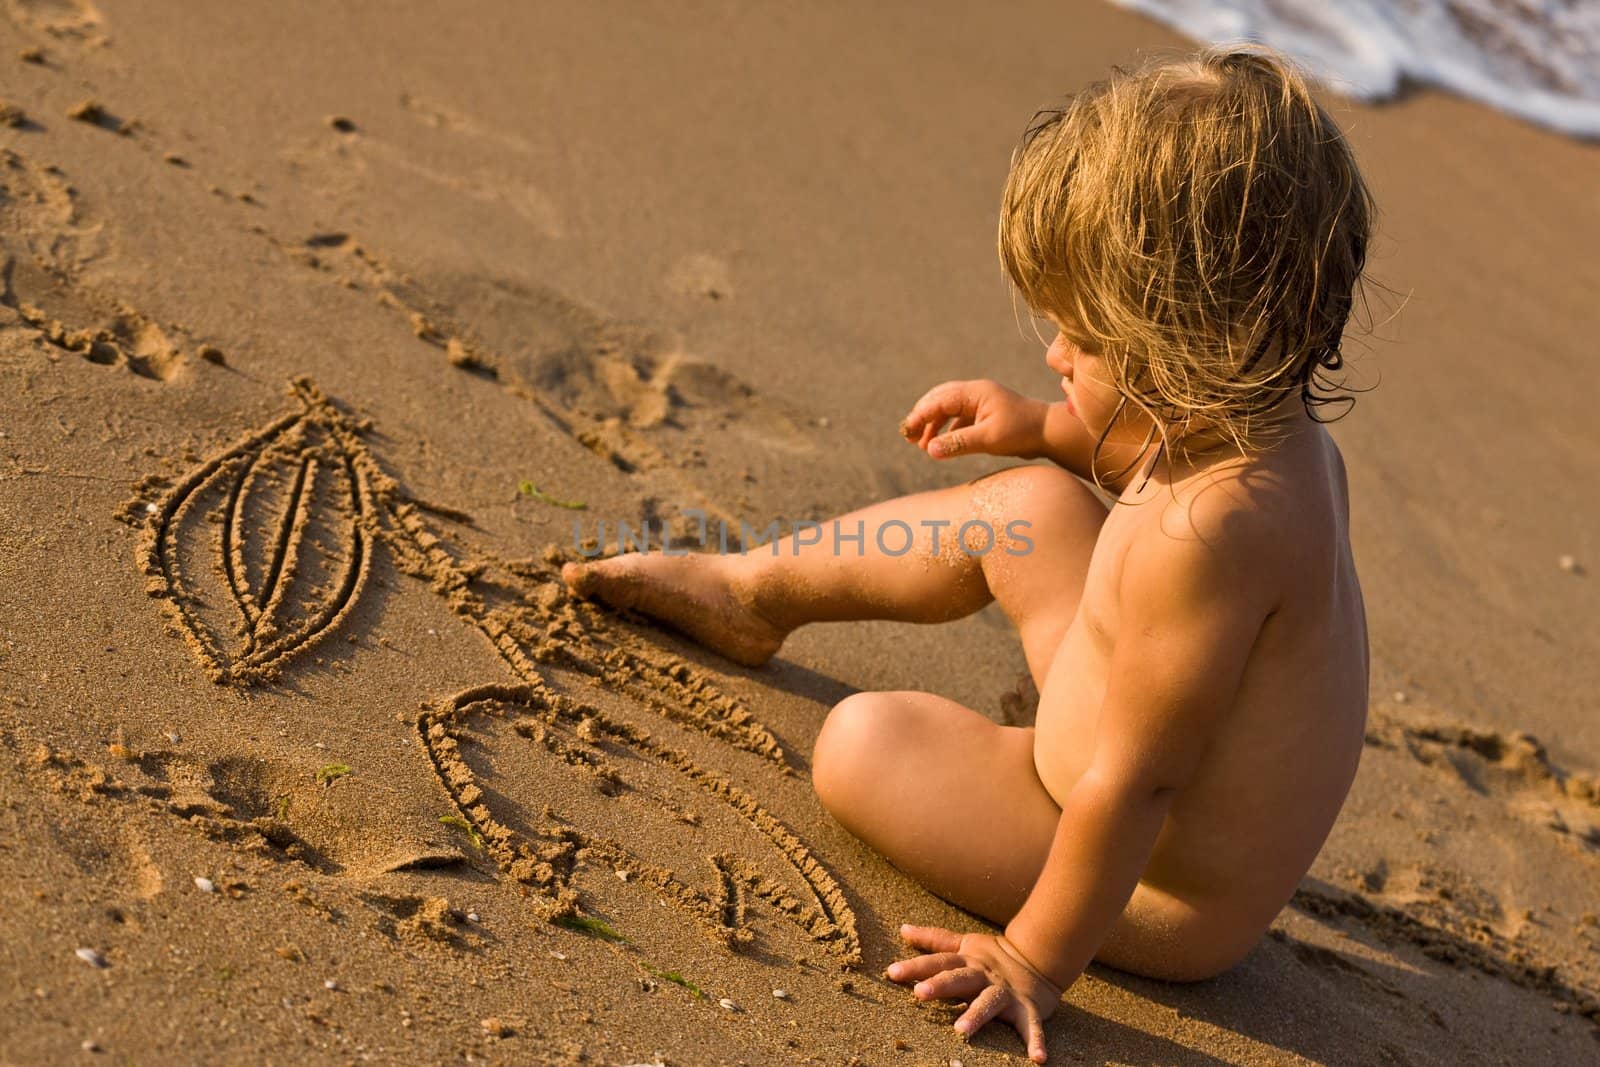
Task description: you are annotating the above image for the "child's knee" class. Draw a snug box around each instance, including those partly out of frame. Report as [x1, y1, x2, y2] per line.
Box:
[969, 464, 1103, 536]
[811, 692, 894, 812]
[966, 463, 1107, 550]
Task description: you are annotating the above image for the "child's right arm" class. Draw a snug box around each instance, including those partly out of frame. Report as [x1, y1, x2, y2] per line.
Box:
[900, 379, 1142, 492]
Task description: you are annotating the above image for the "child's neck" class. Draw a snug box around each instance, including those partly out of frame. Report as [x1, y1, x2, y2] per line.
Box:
[1132, 398, 1318, 492]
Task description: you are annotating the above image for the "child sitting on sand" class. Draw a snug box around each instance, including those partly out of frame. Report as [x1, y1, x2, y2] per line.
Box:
[564, 45, 1373, 1063]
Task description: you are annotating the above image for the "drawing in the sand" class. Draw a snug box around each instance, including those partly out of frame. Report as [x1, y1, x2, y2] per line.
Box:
[130, 376, 858, 964]
[423, 683, 860, 964]
[137, 401, 374, 685]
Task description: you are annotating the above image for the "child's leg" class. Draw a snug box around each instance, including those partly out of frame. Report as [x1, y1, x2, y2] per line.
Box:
[811, 688, 1175, 975]
[563, 465, 1107, 680]
[815, 687, 1247, 983]
[811, 688, 1059, 922]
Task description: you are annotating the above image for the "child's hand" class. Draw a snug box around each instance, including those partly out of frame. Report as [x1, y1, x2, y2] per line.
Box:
[900, 380, 1048, 460]
[886, 923, 1062, 1063]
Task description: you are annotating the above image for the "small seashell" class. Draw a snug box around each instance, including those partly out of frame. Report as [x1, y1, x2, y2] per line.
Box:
[324, 979, 338, 991]
[143, 502, 158, 514]
[615, 869, 631, 882]
[719, 997, 739, 1012]
[548, 950, 567, 961]
[1557, 554, 1582, 575]
[772, 988, 790, 1000]
[165, 731, 181, 745]
[75, 948, 108, 969]
[81, 1039, 101, 1053]
[466, 912, 480, 923]
[194, 876, 216, 894]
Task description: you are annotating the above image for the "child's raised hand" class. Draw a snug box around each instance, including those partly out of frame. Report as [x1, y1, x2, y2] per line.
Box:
[900, 379, 1048, 460]
[886, 923, 1062, 1063]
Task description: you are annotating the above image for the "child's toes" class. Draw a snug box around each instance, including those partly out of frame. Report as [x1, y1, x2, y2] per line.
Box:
[560, 561, 590, 593]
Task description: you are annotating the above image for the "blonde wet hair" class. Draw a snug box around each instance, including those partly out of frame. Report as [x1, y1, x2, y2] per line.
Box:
[999, 44, 1375, 481]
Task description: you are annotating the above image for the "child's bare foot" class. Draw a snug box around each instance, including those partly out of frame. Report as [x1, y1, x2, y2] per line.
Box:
[561, 555, 789, 667]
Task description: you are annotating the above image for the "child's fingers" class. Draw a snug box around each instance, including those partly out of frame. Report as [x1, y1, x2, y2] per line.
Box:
[884, 951, 965, 983]
[922, 415, 952, 444]
[1006, 1003, 1050, 1064]
[928, 430, 964, 459]
[902, 383, 976, 440]
[953, 983, 1010, 1037]
[899, 923, 963, 952]
[930, 423, 988, 459]
[912, 966, 988, 1002]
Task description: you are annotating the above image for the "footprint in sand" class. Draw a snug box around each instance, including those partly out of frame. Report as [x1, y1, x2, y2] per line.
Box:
[0, 150, 200, 380]
[3, 0, 107, 46]
[26, 740, 474, 884]
[263, 230, 815, 526]
[283, 109, 561, 238]
[397, 91, 538, 157]
[1372, 711, 1600, 852]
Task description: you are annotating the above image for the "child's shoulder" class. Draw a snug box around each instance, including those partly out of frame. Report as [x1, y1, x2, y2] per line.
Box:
[1131, 428, 1346, 589]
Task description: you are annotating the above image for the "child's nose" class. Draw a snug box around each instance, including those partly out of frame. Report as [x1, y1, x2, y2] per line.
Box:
[1046, 338, 1073, 377]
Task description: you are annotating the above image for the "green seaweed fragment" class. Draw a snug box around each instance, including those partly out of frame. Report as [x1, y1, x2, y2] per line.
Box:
[316, 763, 351, 785]
[641, 961, 704, 998]
[552, 913, 627, 942]
[438, 814, 485, 850]
[519, 481, 586, 510]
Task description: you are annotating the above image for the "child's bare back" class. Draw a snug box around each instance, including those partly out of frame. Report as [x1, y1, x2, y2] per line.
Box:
[1031, 408, 1368, 980]
[564, 43, 1376, 1063]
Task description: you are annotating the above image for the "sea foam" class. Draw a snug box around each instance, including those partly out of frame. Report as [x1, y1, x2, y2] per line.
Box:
[1111, 0, 1600, 139]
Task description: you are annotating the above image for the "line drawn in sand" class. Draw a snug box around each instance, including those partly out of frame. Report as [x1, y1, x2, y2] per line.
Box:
[136, 378, 786, 766]
[136, 394, 372, 685]
[129, 377, 857, 964]
[423, 683, 859, 964]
